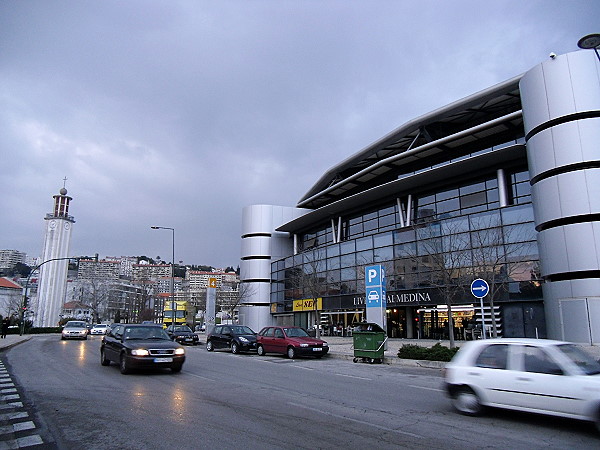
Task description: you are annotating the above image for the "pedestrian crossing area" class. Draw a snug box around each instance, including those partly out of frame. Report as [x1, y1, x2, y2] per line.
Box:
[0, 360, 45, 449]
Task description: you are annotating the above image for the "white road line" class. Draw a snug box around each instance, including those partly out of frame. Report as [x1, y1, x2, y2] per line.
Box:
[335, 373, 372, 380]
[0, 402, 23, 410]
[17, 434, 44, 448]
[288, 401, 423, 439]
[0, 411, 28, 421]
[291, 365, 314, 371]
[407, 384, 444, 392]
[0, 394, 20, 401]
[0, 388, 17, 394]
[0, 420, 35, 434]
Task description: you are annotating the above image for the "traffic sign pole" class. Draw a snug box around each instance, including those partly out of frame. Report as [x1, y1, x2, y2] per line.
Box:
[470, 279, 490, 340]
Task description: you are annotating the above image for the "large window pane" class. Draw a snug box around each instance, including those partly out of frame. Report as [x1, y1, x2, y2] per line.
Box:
[502, 205, 534, 225]
[356, 236, 372, 251]
[374, 246, 393, 262]
[373, 232, 393, 248]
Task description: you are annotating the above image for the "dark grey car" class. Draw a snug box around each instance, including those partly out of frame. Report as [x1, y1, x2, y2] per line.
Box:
[100, 324, 185, 374]
[206, 325, 257, 354]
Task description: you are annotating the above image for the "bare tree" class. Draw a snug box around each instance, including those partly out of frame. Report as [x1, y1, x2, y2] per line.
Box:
[219, 281, 256, 324]
[468, 213, 539, 337]
[80, 278, 111, 323]
[410, 217, 472, 348]
[287, 247, 327, 338]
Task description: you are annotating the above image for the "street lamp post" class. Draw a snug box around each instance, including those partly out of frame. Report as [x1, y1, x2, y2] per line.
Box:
[151, 226, 175, 328]
[577, 33, 600, 62]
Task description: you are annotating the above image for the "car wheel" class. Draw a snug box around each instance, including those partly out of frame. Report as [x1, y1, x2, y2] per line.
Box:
[452, 387, 483, 416]
[287, 346, 296, 359]
[231, 342, 239, 354]
[257, 344, 265, 356]
[171, 364, 183, 373]
[100, 348, 111, 366]
[206, 340, 214, 352]
[119, 354, 131, 375]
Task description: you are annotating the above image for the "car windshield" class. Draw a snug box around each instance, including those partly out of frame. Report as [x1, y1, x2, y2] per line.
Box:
[556, 344, 600, 375]
[283, 327, 309, 337]
[231, 326, 254, 335]
[124, 327, 169, 340]
[173, 326, 192, 333]
[65, 322, 86, 328]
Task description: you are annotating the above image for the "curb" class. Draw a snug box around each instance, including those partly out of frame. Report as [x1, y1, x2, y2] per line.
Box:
[327, 352, 446, 369]
[0, 336, 33, 352]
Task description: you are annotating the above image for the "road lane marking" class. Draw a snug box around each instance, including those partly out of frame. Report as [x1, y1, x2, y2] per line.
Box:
[288, 401, 423, 439]
[335, 373, 372, 381]
[407, 384, 443, 392]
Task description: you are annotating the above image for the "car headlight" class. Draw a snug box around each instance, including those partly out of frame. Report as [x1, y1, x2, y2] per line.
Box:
[322, 342, 328, 347]
[131, 349, 149, 356]
[174, 348, 185, 355]
[300, 343, 309, 347]
[239, 337, 249, 343]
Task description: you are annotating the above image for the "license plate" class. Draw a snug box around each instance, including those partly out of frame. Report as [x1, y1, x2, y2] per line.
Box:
[185, 338, 192, 341]
[154, 357, 173, 363]
[312, 348, 322, 352]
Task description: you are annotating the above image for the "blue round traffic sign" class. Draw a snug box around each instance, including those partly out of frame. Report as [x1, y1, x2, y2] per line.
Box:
[470, 279, 489, 298]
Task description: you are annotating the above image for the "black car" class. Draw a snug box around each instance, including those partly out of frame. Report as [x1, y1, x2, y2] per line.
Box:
[206, 325, 257, 354]
[100, 324, 185, 374]
[166, 325, 200, 345]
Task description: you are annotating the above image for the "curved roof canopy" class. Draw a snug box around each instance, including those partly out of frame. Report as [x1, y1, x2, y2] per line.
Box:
[297, 75, 524, 210]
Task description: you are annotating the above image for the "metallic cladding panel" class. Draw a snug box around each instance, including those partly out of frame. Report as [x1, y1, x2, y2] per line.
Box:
[521, 50, 600, 343]
[526, 119, 600, 178]
[241, 236, 271, 258]
[531, 169, 600, 224]
[538, 222, 600, 276]
[521, 51, 600, 133]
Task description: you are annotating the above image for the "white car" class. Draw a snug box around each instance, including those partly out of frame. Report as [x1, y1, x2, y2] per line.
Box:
[443, 338, 600, 432]
[90, 324, 110, 335]
[61, 321, 88, 340]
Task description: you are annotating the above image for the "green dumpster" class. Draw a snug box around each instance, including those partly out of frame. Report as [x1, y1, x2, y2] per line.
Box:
[352, 323, 387, 364]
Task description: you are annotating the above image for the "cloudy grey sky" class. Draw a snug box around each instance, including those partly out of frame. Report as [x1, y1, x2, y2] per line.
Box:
[1, 1, 598, 269]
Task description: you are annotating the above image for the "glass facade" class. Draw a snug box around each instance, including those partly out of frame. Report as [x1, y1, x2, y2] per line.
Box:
[271, 165, 542, 336]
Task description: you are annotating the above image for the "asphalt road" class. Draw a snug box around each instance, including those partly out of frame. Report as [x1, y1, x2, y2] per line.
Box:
[2, 336, 599, 449]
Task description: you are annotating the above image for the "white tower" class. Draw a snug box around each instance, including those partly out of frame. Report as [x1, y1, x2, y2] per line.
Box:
[35, 185, 75, 327]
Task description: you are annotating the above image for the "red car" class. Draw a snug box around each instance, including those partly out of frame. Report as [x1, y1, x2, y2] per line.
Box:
[257, 326, 329, 359]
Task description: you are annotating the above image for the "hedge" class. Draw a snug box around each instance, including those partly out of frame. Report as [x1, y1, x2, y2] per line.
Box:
[397, 343, 459, 362]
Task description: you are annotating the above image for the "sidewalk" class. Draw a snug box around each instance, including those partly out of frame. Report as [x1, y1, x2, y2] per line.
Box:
[0, 334, 33, 352]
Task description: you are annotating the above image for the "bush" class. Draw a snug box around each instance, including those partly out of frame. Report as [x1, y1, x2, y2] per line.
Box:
[24, 327, 62, 335]
[397, 343, 459, 362]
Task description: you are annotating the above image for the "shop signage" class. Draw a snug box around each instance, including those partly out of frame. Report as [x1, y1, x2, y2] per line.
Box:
[352, 291, 434, 306]
[293, 297, 323, 312]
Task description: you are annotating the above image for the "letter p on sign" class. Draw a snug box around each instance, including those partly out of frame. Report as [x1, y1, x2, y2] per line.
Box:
[368, 269, 378, 283]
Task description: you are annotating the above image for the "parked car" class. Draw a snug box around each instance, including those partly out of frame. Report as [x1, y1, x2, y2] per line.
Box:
[256, 326, 329, 359]
[166, 325, 199, 345]
[206, 325, 257, 354]
[443, 338, 600, 431]
[90, 323, 110, 335]
[61, 321, 88, 340]
[100, 323, 185, 374]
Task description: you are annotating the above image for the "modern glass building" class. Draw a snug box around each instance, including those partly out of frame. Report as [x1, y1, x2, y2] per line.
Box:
[240, 49, 600, 344]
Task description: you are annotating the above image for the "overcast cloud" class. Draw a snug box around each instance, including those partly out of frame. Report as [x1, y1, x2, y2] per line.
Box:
[1, 0, 598, 268]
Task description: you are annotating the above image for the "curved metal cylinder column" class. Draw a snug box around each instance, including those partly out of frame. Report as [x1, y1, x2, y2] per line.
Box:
[520, 50, 600, 343]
